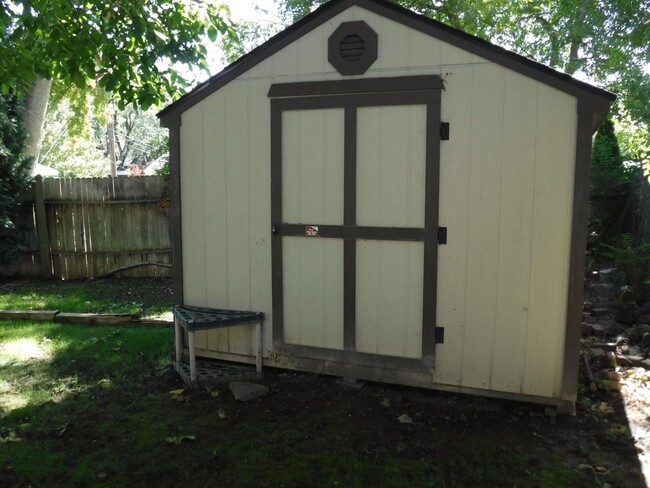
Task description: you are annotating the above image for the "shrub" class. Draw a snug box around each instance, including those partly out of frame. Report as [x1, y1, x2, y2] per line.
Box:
[0, 92, 33, 264]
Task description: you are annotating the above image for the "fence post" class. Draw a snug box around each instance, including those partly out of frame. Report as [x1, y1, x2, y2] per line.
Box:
[34, 175, 52, 278]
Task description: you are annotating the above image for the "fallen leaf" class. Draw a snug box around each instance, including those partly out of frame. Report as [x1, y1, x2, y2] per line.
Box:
[217, 409, 226, 419]
[169, 389, 184, 395]
[165, 435, 196, 445]
[57, 422, 69, 437]
[207, 386, 220, 398]
[397, 414, 413, 424]
[380, 397, 390, 407]
[594, 402, 614, 417]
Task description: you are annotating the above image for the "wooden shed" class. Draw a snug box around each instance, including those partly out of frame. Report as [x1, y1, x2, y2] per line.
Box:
[158, 0, 615, 410]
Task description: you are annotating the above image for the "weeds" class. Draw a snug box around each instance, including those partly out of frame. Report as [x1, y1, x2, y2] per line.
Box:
[599, 233, 650, 300]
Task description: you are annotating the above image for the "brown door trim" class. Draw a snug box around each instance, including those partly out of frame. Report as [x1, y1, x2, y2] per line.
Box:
[270, 76, 442, 370]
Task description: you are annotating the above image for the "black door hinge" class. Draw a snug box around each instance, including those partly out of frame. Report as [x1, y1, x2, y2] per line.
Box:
[438, 226, 447, 245]
[440, 122, 450, 140]
[435, 327, 445, 344]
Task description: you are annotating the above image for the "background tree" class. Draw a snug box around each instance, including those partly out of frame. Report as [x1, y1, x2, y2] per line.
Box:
[220, 6, 283, 64]
[38, 100, 170, 177]
[590, 118, 630, 248]
[111, 106, 169, 170]
[0, 92, 32, 264]
[1, 0, 237, 160]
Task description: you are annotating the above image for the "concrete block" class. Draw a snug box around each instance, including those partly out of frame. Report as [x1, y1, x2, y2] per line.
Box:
[229, 381, 269, 401]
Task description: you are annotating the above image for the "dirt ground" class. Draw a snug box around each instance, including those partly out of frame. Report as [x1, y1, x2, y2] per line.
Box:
[1, 276, 649, 487]
[153, 362, 647, 487]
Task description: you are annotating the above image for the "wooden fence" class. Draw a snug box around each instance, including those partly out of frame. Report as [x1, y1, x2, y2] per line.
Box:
[2, 176, 172, 279]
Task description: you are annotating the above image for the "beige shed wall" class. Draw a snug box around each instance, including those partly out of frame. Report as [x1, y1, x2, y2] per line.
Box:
[179, 5, 578, 400]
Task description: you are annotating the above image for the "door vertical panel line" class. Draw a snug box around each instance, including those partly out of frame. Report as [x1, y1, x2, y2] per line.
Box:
[421, 95, 442, 361]
[344, 107, 357, 351]
[270, 102, 284, 346]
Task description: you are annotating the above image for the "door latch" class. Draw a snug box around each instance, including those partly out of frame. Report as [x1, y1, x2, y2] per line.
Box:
[272, 224, 279, 236]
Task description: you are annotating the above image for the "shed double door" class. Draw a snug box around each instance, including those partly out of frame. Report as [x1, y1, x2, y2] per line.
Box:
[270, 77, 442, 370]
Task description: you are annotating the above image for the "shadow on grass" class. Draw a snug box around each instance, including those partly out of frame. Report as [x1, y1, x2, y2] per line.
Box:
[0, 320, 646, 487]
[0, 277, 173, 317]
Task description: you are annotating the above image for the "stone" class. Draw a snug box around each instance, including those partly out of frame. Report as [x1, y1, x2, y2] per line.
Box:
[637, 324, 650, 334]
[628, 328, 642, 345]
[590, 323, 609, 338]
[397, 414, 413, 424]
[637, 315, 650, 325]
[599, 268, 616, 283]
[591, 307, 610, 317]
[589, 342, 617, 351]
[581, 322, 594, 336]
[616, 354, 647, 368]
[590, 348, 610, 369]
[597, 316, 617, 326]
[614, 302, 641, 325]
[628, 345, 642, 357]
[229, 382, 269, 401]
[609, 323, 627, 337]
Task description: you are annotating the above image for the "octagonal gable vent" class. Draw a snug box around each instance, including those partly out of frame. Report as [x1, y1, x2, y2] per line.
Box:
[328, 21, 378, 75]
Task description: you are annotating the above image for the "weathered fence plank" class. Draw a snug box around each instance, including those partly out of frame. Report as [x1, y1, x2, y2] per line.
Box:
[34, 175, 52, 278]
[1, 176, 172, 279]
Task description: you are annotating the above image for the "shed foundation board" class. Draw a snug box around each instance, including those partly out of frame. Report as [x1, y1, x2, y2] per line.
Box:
[197, 348, 574, 410]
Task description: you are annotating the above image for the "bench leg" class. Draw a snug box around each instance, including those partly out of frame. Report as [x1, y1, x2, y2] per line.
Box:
[255, 322, 263, 377]
[174, 318, 183, 363]
[188, 331, 197, 383]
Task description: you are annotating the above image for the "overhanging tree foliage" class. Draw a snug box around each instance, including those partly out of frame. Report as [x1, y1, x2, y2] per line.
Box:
[1, 0, 237, 159]
[0, 92, 32, 265]
[1, 0, 236, 109]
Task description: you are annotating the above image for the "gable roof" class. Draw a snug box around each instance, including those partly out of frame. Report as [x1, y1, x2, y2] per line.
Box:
[158, 0, 615, 127]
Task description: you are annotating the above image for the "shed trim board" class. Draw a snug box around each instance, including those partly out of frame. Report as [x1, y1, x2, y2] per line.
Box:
[192, 347, 575, 410]
[562, 99, 597, 400]
[159, 0, 616, 407]
[270, 76, 442, 370]
[166, 116, 183, 305]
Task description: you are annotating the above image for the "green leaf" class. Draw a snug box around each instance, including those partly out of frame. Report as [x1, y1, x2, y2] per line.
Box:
[207, 25, 218, 43]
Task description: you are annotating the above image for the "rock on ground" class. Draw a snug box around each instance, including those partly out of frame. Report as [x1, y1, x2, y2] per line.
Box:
[229, 381, 269, 401]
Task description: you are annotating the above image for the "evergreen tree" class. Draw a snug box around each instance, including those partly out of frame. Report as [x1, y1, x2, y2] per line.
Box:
[589, 118, 630, 249]
[0, 92, 33, 264]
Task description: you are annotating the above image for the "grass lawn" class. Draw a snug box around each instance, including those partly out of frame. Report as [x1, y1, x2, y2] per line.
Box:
[0, 278, 645, 487]
[0, 278, 172, 318]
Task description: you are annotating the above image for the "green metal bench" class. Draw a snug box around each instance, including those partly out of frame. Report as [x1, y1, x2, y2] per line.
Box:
[172, 305, 264, 383]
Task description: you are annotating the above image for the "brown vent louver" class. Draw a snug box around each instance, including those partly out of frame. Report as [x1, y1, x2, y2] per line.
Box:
[328, 21, 378, 75]
[340, 34, 365, 61]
